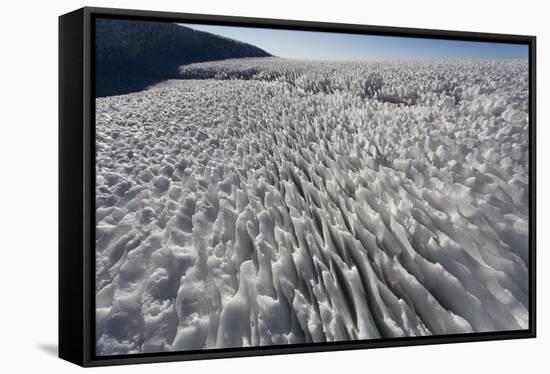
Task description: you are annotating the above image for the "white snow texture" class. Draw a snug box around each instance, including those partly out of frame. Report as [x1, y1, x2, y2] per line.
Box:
[95, 58, 529, 355]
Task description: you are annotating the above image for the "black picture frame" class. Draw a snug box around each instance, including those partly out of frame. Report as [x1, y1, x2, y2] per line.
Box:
[59, 6, 537, 367]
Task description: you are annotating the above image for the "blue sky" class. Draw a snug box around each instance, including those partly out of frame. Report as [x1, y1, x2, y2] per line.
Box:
[181, 23, 528, 60]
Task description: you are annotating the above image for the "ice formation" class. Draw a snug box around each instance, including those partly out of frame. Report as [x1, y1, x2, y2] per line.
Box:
[95, 58, 529, 355]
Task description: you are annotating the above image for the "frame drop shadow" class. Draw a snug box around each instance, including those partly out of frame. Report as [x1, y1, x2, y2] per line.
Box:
[37, 344, 58, 357]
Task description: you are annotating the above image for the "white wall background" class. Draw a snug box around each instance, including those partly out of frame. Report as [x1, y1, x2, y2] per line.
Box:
[0, 0, 545, 371]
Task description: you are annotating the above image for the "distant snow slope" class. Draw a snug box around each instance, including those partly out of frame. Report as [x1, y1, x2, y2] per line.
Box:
[95, 19, 271, 97]
[95, 58, 529, 355]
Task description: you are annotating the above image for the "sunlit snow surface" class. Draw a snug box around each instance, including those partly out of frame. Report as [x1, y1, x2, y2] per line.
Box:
[95, 58, 529, 355]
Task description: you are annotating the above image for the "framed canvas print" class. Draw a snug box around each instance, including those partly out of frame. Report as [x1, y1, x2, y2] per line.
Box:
[59, 6, 536, 367]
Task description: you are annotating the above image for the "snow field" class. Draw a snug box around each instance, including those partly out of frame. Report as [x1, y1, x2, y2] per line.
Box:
[95, 58, 529, 355]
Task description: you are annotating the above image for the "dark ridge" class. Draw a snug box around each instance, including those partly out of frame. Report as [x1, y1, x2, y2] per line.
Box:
[95, 18, 271, 97]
